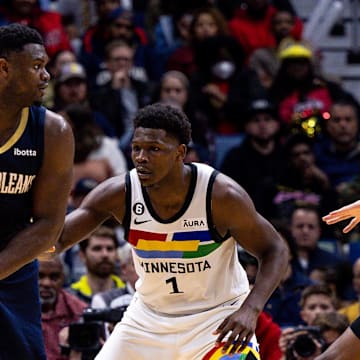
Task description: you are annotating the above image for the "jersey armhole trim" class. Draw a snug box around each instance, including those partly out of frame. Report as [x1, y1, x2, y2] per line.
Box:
[206, 170, 231, 243]
[0, 107, 28, 154]
[123, 172, 132, 240]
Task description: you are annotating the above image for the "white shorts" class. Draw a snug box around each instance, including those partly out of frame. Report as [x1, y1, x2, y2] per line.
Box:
[95, 293, 260, 360]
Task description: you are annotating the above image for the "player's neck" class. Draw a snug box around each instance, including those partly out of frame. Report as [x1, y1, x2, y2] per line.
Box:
[145, 164, 192, 220]
[0, 109, 22, 146]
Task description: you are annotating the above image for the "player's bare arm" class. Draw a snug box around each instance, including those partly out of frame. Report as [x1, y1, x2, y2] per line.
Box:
[211, 173, 289, 354]
[0, 110, 74, 279]
[57, 174, 127, 253]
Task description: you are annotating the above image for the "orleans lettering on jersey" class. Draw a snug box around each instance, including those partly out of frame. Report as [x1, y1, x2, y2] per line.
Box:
[0, 172, 36, 194]
[140, 260, 211, 274]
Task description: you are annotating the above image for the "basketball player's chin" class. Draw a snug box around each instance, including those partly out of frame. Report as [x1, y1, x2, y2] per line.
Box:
[32, 100, 43, 107]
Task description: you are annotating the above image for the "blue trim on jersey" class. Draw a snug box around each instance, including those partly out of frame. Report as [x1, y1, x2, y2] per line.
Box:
[173, 230, 212, 241]
[135, 249, 184, 258]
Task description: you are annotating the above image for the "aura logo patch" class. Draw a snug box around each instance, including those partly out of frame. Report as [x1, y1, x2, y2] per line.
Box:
[182, 218, 206, 228]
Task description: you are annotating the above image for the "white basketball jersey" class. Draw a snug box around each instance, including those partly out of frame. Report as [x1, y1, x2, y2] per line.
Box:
[124, 163, 249, 315]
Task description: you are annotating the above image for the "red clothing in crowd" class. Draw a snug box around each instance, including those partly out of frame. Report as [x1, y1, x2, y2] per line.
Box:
[256, 311, 283, 360]
[228, 5, 302, 58]
[0, 5, 71, 58]
[41, 289, 87, 360]
[278, 87, 333, 124]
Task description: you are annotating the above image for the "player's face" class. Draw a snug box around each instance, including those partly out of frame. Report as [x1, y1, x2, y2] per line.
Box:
[131, 127, 184, 187]
[7, 43, 50, 106]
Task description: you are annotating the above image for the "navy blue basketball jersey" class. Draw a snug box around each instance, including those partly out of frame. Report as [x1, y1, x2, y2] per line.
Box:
[0, 106, 46, 360]
[0, 106, 44, 250]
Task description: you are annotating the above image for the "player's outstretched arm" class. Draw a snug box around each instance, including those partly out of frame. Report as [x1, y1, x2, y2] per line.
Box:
[0, 111, 74, 279]
[211, 173, 289, 355]
[322, 200, 360, 233]
[57, 175, 127, 253]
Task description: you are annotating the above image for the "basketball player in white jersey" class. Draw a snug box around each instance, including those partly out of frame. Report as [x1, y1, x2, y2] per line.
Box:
[56, 103, 289, 359]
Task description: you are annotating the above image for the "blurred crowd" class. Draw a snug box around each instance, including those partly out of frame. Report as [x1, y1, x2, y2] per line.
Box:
[4, 0, 360, 359]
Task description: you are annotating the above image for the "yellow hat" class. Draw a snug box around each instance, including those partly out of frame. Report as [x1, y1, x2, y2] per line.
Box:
[279, 43, 312, 60]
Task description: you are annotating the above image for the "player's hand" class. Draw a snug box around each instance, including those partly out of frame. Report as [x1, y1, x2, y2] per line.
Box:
[322, 200, 360, 233]
[212, 306, 257, 354]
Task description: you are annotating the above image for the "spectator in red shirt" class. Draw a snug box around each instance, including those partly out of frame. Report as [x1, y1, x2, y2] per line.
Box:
[228, 0, 302, 59]
[0, 0, 72, 58]
[39, 256, 87, 360]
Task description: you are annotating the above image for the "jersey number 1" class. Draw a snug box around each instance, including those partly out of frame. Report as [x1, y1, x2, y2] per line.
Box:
[166, 277, 183, 294]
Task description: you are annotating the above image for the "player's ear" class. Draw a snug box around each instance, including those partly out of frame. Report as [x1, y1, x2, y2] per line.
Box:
[0, 57, 9, 77]
[177, 143, 186, 160]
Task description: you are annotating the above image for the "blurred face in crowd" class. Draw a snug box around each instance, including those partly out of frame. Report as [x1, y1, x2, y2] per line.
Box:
[96, 0, 120, 20]
[109, 16, 133, 41]
[244, 0, 269, 12]
[272, 11, 294, 40]
[177, 13, 193, 41]
[82, 236, 117, 278]
[290, 143, 315, 171]
[53, 51, 77, 78]
[327, 104, 359, 147]
[12, 0, 36, 16]
[193, 13, 218, 41]
[284, 58, 312, 82]
[300, 294, 335, 325]
[160, 73, 188, 109]
[107, 44, 134, 73]
[244, 112, 280, 143]
[39, 258, 64, 312]
[58, 78, 87, 104]
[352, 258, 360, 296]
[291, 208, 321, 250]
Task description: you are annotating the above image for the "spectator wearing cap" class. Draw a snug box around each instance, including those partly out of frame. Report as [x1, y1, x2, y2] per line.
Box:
[91, 40, 151, 156]
[269, 41, 359, 137]
[80, 5, 150, 89]
[79, 0, 123, 88]
[220, 98, 286, 215]
[53, 62, 116, 137]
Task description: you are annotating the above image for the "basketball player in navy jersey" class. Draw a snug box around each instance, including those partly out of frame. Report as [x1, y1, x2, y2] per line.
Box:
[0, 24, 74, 359]
[56, 103, 288, 359]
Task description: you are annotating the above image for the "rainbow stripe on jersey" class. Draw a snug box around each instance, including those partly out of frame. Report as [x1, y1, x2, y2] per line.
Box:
[128, 229, 221, 259]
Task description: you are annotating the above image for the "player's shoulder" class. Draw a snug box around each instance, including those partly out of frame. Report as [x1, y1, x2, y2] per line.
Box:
[44, 108, 72, 135]
[212, 169, 250, 204]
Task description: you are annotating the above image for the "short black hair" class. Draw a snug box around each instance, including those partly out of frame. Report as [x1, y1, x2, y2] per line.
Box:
[284, 132, 314, 155]
[0, 23, 44, 58]
[134, 103, 192, 145]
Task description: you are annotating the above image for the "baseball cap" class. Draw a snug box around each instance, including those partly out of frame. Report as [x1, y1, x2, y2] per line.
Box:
[245, 98, 278, 120]
[57, 62, 86, 83]
[279, 42, 312, 60]
[108, 7, 134, 22]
